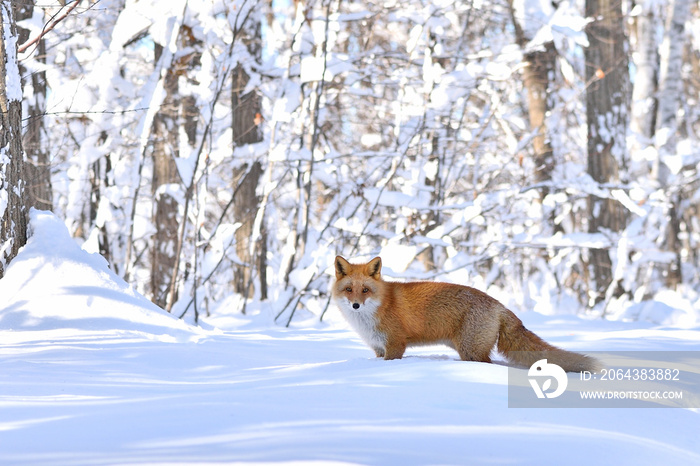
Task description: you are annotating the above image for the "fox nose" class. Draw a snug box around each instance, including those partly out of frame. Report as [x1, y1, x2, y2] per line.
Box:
[352, 302, 360, 310]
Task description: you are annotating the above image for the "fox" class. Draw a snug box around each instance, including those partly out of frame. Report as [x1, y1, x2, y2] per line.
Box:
[332, 255, 600, 373]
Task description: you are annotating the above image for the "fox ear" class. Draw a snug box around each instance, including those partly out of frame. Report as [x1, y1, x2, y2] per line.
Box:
[335, 256, 350, 278]
[367, 257, 382, 278]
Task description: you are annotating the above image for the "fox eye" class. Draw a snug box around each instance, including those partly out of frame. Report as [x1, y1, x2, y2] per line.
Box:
[345, 287, 352, 293]
[362, 287, 369, 293]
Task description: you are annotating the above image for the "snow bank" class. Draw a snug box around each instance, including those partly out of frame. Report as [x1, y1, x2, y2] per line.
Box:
[614, 290, 699, 327]
[0, 209, 201, 343]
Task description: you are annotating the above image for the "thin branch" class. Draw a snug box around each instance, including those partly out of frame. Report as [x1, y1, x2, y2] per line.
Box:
[166, 0, 257, 314]
[175, 164, 258, 319]
[20, 107, 151, 121]
[18, 0, 83, 55]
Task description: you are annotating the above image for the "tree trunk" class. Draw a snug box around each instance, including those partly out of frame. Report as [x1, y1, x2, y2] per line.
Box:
[584, 0, 630, 304]
[522, 44, 556, 196]
[655, 0, 689, 145]
[508, 0, 557, 200]
[232, 66, 262, 147]
[417, 130, 443, 271]
[0, 0, 27, 278]
[151, 43, 182, 309]
[231, 13, 265, 300]
[232, 64, 264, 298]
[508, 1, 559, 295]
[232, 160, 263, 298]
[90, 154, 113, 270]
[630, 0, 659, 143]
[653, 0, 690, 289]
[16, 0, 52, 212]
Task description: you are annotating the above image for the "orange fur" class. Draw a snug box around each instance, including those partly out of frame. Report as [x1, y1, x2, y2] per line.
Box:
[332, 256, 599, 373]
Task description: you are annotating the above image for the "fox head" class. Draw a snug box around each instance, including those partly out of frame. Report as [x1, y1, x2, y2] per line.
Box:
[333, 255, 383, 313]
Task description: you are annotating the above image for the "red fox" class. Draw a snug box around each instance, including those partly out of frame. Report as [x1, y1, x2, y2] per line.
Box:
[332, 256, 600, 373]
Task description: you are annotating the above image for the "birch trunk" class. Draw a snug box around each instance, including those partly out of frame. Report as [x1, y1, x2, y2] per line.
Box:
[630, 0, 659, 144]
[655, 0, 689, 149]
[654, 0, 690, 289]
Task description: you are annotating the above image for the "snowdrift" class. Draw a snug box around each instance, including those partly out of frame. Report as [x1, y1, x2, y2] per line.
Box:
[0, 209, 200, 342]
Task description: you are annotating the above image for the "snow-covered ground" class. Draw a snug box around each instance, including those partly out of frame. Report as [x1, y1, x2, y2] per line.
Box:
[1, 211, 700, 465]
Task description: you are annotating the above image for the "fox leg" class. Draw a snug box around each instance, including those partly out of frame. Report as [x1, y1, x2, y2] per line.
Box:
[455, 317, 498, 363]
[455, 343, 492, 363]
[383, 339, 407, 360]
[373, 347, 385, 358]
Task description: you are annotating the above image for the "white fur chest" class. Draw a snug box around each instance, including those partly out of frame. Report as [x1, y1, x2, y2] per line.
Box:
[335, 297, 387, 354]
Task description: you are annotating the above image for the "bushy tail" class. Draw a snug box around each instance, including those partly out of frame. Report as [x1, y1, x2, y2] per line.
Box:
[497, 309, 600, 373]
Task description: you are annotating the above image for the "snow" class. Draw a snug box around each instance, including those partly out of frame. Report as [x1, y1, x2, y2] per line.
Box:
[1, 2, 23, 101]
[300, 54, 354, 84]
[0, 150, 7, 220]
[2, 210, 700, 465]
[511, 0, 589, 51]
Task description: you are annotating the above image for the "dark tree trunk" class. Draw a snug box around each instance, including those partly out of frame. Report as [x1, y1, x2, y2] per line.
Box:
[0, 1, 27, 278]
[508, 1, 557, 201]
[584, 0, 630, 304]
[232, 160, 263, 298]
[232, 65, 262, 147]
[151, 43, 182, 309]
[16, 0, 52, 212]
[231, 15, 265, 300]
[522, 44, 556, 196]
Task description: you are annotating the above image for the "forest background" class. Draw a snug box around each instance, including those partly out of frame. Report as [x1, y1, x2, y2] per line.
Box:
[1, 0, 700, 326]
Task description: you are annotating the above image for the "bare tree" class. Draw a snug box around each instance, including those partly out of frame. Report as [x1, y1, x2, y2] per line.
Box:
[584, 0, 630, 303]
[0, 0, 27, 278]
